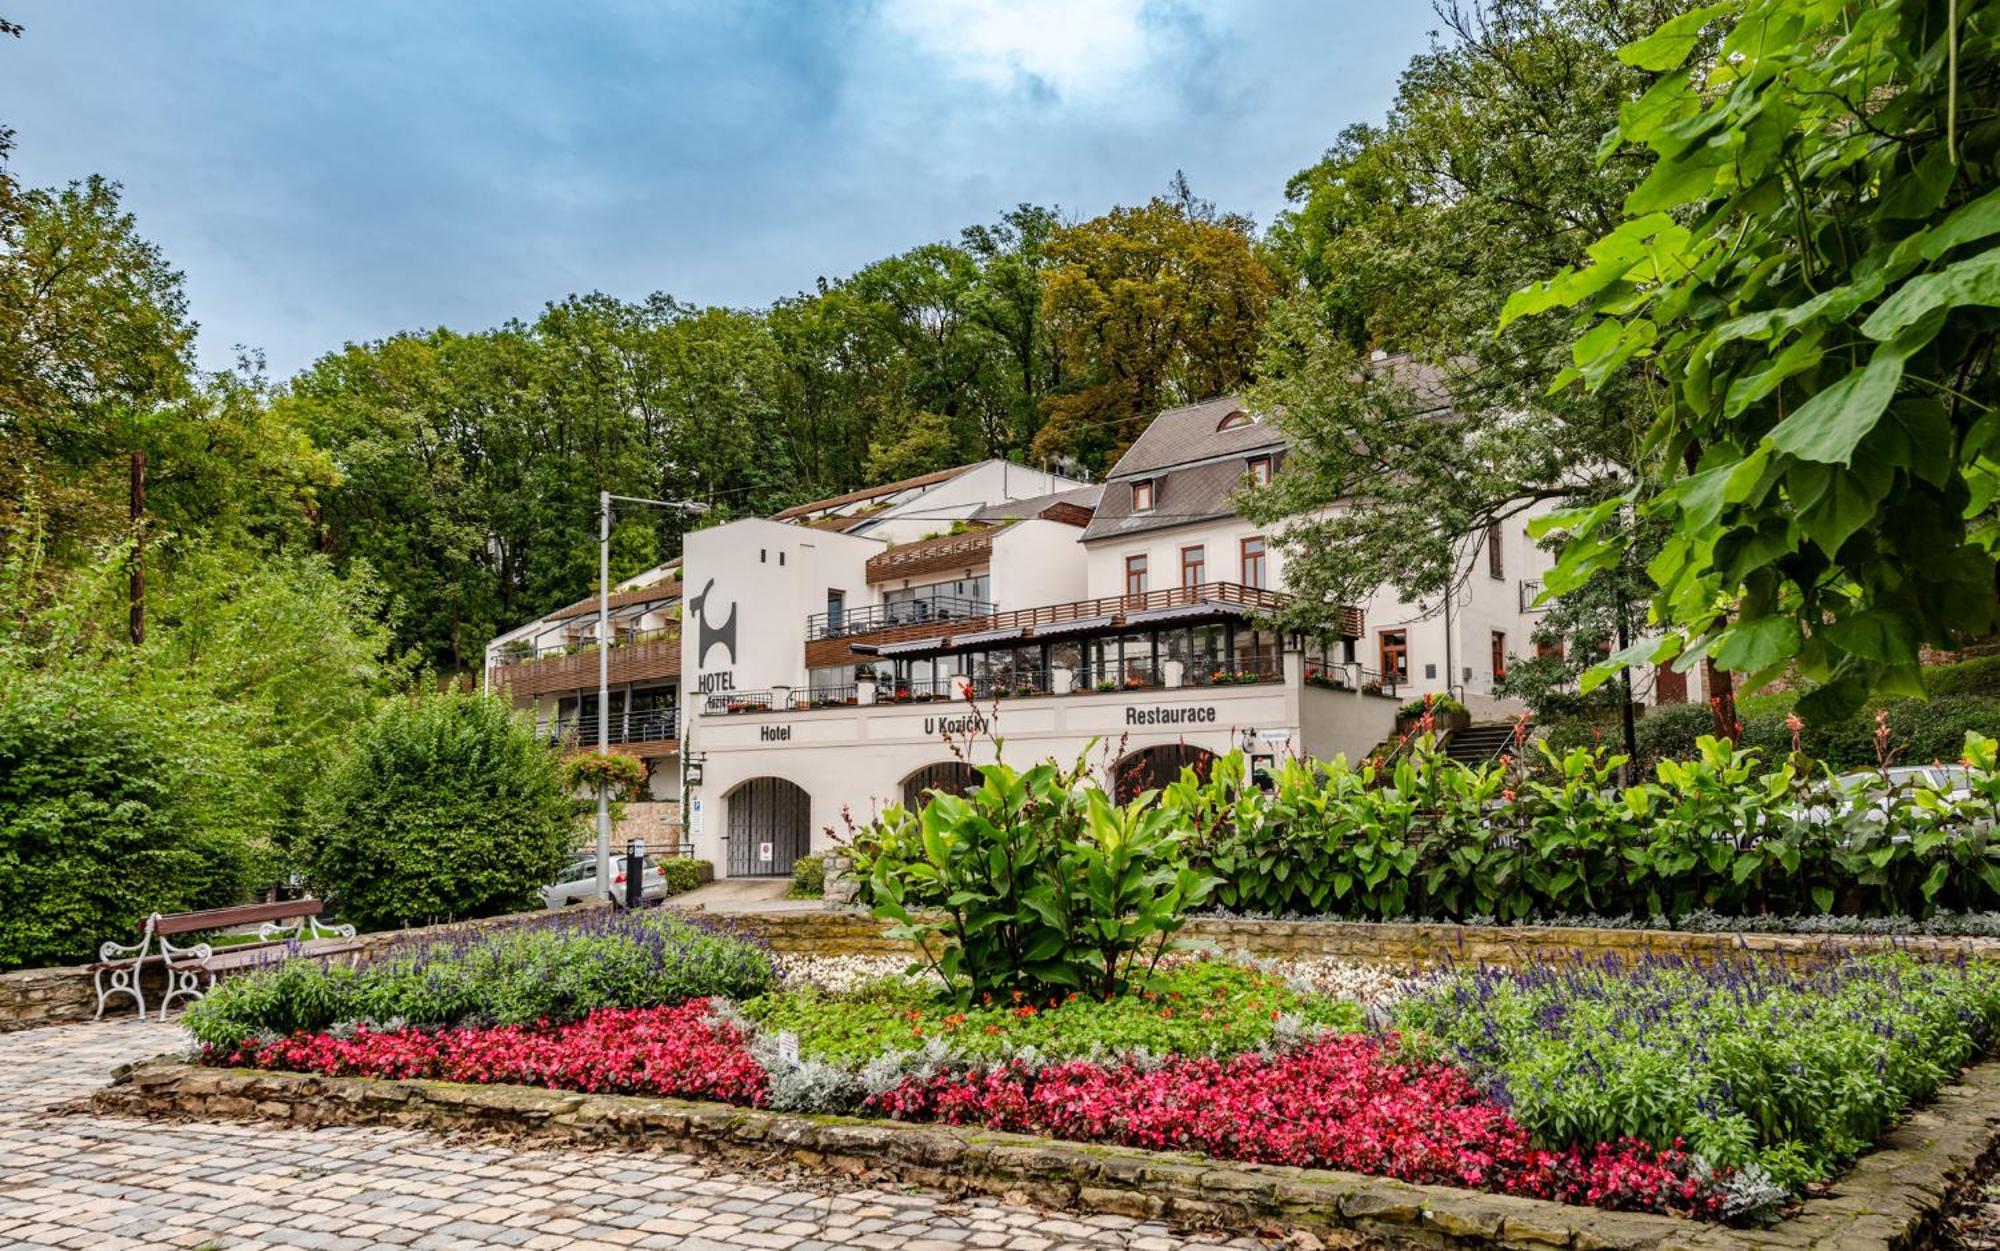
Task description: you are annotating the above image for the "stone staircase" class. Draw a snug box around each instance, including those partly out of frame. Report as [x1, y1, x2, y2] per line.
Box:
[1444, 721, 1516, 766]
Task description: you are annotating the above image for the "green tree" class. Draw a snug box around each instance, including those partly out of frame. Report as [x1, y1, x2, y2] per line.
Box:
[1245, 0, 1694, 646]
[1036, 193, 1278, 471]
[308, 690, 580, 932]
[1506, 0, 2000, 721]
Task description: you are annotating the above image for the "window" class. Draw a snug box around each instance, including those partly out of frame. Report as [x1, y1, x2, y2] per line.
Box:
[1180, 544, 1206, 589]
[1124, 554, 1149, 596]
[1217, 410, 1254, 431]
[1247, 456, 1273, 486]
[1379, 630, 1409, 682]
[1491, 630, 1508, 680]
[1535, 638, 1564, 660]
[1240, 535, 1268, 589]
[1487, 522, 1504, 580]
[825, 588, 845, 632]
[1132, 479, 1156, 512]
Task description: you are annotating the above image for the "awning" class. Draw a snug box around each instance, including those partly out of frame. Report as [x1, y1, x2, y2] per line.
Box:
[947, 626, 1025, 648]
[1123, 601, 1248, 627]
[1029, 615, 1115, 639]
[867, 636, 946, 657]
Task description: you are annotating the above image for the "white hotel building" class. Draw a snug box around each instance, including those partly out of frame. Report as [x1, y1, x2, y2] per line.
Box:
[485, 392, 1578, 879]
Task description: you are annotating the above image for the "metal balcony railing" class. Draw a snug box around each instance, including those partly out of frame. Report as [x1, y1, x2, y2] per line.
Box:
[806, 595, 995, 641]
[1519, 580, 1546, 614]
[547, 709, 679, 747]
[496, 624, 678, 666]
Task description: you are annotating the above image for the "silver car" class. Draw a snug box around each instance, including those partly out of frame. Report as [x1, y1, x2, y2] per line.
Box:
[542, 854, 668, 908]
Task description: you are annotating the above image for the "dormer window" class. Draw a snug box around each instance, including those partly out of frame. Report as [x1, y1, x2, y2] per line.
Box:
[1217, 410, 1254, 431]
[1132, 479, 1156, 512]
[1247, 456, 1273, 486]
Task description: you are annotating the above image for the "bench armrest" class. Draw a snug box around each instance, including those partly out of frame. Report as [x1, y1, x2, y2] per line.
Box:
[98, 936, 150, 964]
[258, 915, 359, 944]
[158, 933, 214, 968]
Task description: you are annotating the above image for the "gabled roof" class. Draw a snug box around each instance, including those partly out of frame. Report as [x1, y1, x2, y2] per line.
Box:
[1102, 396, 1282, 481]
[1081, 451, 1285, 544]
[772, 465, 975, 521]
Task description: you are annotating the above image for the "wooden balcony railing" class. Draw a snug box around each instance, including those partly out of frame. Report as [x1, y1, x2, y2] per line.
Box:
[491, 628, 681, 699]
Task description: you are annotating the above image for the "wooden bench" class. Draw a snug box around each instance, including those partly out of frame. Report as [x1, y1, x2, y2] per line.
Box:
[92, 899, 361, 1021]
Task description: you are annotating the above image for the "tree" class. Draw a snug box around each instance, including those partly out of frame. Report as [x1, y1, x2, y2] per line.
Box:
[1506, 0, 2000, 722]
[1036, 193, 1278, 471]
[1244, 0, 1696, 647]
[308, 690, 579, 932]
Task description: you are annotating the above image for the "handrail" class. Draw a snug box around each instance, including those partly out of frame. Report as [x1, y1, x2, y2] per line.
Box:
[496, 625, 679, 666]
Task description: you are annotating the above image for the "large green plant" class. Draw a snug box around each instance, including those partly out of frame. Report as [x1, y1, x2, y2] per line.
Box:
[856, 755, 1216, 1002]
[1504, 0, 2000, 717]
[308, 690, 580, 932]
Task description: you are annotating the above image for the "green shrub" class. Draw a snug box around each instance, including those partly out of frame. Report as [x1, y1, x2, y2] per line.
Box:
[1170, 734, 2000, 922]
[1927, 652, 2000, 696]
[309, 691, 580, 932]
[0, 672, 260, 970]
[741, 959, 1360, 1064]
[656, 856, 711, 896]
[182, 908, 775, 1046]
[855, 755, 1216, 1002]
[1395, 953, 2000, 1187]
[1591, 695, 2000, 771]
[1396, 693, 1467, 720]
[787, 853, 824, 899]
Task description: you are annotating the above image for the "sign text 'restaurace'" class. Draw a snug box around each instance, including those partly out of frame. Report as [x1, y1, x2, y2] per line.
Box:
[1125, 705, 1219, 726]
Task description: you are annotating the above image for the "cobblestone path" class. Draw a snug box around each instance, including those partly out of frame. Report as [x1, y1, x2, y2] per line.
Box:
[0, 1019, 1256, 1251]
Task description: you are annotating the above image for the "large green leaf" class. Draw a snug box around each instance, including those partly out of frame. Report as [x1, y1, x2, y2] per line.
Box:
[1711, 614, 1803, 673]
[1861, 248, 2000, 341]
[1618, 3, 1733, 71]
[1765, 354, 1904, 466]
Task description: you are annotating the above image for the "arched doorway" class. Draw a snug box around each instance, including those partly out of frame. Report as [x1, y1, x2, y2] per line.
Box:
[1112, 744, 1216, 802]
[725, 777, 811, 877]
[901, 761, 982, 809]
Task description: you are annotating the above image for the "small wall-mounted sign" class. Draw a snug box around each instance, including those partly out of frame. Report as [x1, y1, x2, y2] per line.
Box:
[759, 841, 773, 862]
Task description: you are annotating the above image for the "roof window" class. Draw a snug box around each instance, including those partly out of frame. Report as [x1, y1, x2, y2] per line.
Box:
[1216, 410, 1254, 431]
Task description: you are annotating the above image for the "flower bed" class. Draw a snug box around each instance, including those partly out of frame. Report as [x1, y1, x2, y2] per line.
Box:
[210, 997, 1725, 1219]
[1396, 951, 2000, 1191]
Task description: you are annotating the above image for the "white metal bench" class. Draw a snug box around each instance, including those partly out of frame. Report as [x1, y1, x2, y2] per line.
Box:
[92, 899, 361, 1021]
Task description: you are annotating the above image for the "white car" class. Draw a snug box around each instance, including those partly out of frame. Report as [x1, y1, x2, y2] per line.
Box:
[542, 854, 668, 908]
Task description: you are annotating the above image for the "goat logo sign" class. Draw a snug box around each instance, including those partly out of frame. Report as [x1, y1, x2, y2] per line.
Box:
[688, 578, 738, 667]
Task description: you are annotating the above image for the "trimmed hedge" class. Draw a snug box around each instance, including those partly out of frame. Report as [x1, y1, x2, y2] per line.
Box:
[1546, 694, 2000, 771]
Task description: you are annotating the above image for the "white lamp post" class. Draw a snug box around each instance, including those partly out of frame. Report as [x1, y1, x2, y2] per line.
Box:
[595, 490, 708, 902]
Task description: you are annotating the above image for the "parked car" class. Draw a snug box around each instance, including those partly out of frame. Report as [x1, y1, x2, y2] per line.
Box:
[542, 853, 668, 908]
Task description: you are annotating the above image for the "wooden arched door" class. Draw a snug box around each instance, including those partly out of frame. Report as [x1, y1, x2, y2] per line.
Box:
[725, 777, 811, 876]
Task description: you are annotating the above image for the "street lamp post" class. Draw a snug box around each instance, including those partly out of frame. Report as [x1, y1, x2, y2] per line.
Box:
[595, 489, 709, 902]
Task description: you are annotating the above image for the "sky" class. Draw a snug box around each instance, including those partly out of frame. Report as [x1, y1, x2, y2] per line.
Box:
[2, 1, 1439, 379]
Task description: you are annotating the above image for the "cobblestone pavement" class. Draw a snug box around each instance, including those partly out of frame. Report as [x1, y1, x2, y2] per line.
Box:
[0, 1018, 1275, 1251]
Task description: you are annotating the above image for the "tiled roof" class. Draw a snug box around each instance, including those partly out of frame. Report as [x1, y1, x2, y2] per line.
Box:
[1102, 396, 1283, 481]
[546, 582, 682, 622]
[1080, 452, 1285, 543]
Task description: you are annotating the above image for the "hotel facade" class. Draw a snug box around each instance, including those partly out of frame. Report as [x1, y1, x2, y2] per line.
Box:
[486, 392, 1602, 880]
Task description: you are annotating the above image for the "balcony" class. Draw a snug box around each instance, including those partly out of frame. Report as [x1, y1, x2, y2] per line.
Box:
[1519, 580, 1546, 614]
[546, 708, 680, 757]
[806, 594, 995, 642]
[805, 581, 1355, 669]
[490, 626, 681, 699]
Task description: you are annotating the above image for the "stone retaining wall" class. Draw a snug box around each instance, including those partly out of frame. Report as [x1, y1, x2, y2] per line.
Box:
[726, 909, 2000, 969]
[0, 902, 612, 1034]
[96, 1057, 2000, 1250]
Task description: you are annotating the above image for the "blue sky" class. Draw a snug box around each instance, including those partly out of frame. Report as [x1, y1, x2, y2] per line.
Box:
[2, 2, 1438, 378]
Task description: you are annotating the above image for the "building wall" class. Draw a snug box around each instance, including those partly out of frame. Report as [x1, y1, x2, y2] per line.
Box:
[686, 682, 1310, 874]
[859, 461, 1080, 546]
[1082, 515, 1281, 599]
[989, 519, 1089, 609]
[680, 518, 882, 698]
